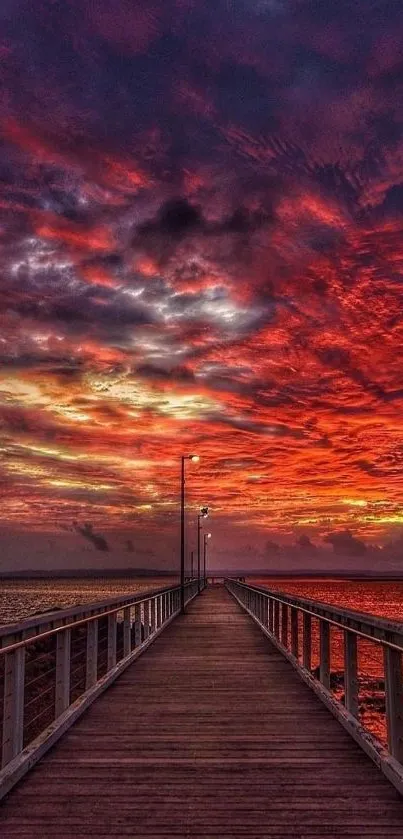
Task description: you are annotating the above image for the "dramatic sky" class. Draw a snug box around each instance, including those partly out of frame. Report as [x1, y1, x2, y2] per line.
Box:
[1, 0, 403, 565]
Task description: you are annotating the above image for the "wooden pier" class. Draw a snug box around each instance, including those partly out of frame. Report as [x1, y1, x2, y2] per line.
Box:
[1, 585, 403, 837]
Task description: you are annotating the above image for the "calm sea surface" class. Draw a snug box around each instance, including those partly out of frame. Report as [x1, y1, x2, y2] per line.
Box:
[0, 577, 178, 626]
[252, 577, 403, 743]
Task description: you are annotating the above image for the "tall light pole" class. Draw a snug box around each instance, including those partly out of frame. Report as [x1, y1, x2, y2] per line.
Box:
[197, 505, 209, 594]
[181, 454, 199, 614]
[203, 532, 211, 586]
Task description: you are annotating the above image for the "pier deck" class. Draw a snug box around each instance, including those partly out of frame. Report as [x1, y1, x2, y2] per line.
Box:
[1, 586, 403, 838]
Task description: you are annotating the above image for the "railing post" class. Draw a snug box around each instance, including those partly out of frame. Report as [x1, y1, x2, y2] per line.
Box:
[303, 613, 312, 670]
[274, 601, 280, 638]
[150, 598, 156, 633]
[269, 598, 274, 633]
[281, 604, 288, 648]
[86, 619, 98, 689]
[320, 621, 330, 689]
[263, 596, 268, 627]
[384, 647, 403, 762]
[291, 608, 298, 658]
[344, 631, 359, 717]
[123, 608, 131, 658]
[55, 628, 71, 718]
[2, 646, 25, 768]
[143, 600, 150, 640]
[107, 613, 117, 670]
[134, 603, 142, 645]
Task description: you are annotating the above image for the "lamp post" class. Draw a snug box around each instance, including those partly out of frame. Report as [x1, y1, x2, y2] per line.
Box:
[190, 550, 194, 578]
[203, 532, 211, 586]
[197, 505, 209, 594]
[181, 455, 199, 614]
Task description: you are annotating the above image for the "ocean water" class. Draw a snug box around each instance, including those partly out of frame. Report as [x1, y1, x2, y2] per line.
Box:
[0, 576, 178, 626]
[252, 577, 403, 743]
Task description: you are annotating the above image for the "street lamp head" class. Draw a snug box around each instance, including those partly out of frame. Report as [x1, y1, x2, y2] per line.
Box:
[207, 532, 212, 539]
[200, 505, 209, 518]
[189, 454, 200, 462]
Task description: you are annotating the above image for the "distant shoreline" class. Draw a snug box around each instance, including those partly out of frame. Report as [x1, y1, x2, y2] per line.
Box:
[1, 569, 403, 581]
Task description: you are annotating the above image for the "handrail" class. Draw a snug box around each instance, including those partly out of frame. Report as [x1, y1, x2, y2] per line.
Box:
[0, 590, 183, 656]
[0, 577, 203, 798]
[225, 577, 403, 796]
[0, 580, 179, 638]
[228, 579, 403, 650]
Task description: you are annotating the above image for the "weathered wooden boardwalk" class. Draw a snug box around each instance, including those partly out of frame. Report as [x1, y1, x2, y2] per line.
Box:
[1, 586, 403, 838]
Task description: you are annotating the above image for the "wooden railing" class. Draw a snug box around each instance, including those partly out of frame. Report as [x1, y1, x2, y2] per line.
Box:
[0, 578, 201, 798]
[226, 578, 403, 794]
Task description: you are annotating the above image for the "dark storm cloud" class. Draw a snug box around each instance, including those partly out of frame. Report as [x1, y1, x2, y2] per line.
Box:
[138, 199, 203, 239]
[133, 197, 275, 263]
[73, 522, 110, 551]
[324, 530, 367, 556]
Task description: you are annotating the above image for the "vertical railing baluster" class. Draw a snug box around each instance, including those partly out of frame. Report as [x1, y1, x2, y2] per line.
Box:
[291, 608, 298, 658]
[269, 598, 274, 633]
[303, 613, 312, 671]
[150, 598, 156, 634]
[123, 608, 131, 658]
[143, 600, 150, 640]
[281, 604, 288, 648]
[86, 619, 98, 688]
[344, 630, 358, 717]
[2, 644, 25, 768]
[384, 647, 403, 762]
[274, 601, 280, 639]
[134, 603, 142, 646]
[107, 613, 117, 670]
[320, 621, 330, 689]
[263, 596, 268, 627]
[55, 628, 71, 718]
